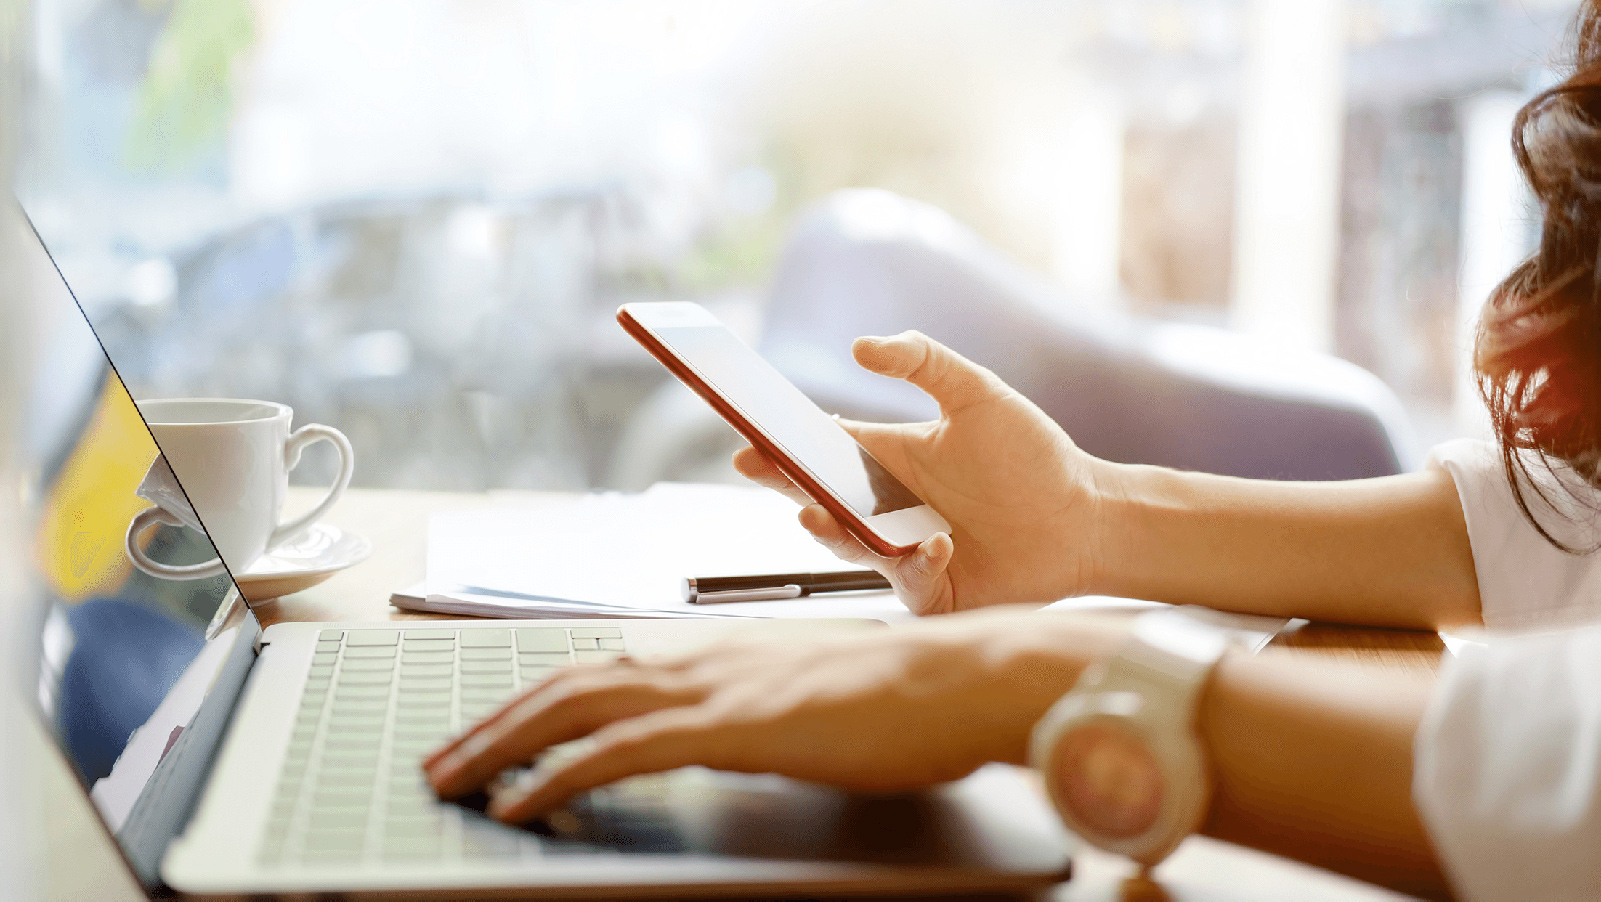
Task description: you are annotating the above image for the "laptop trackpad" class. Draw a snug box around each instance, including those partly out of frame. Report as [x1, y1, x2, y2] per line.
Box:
[457, 764, 1071, 869]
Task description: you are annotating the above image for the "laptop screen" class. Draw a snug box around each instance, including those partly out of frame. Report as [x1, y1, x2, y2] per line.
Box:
[9, 203, 263, 885]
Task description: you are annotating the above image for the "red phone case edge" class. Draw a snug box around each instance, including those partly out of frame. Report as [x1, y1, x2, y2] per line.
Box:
[616, 306, 917, 558]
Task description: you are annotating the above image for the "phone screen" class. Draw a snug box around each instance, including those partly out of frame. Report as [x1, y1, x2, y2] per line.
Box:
[650, 323, 924, 519]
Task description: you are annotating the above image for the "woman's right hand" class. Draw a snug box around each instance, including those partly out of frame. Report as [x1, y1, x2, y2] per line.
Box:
[735, 330, 1120, 616]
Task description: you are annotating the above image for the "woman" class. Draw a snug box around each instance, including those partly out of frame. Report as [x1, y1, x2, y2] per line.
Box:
[426, 6, 1601, 897]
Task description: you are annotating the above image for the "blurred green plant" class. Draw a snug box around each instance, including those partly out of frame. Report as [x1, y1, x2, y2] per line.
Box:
[1, 0, 23, 179]
[675, 214, 784, 294]
[125, 0, 255, 172]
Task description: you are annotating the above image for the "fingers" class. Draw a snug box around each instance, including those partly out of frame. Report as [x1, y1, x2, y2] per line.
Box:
[422, 668, 567, 770]
[731, 446, 811, 507]
[425, 671, 701, 801]
[486, 708, 714, 823]
[851, 332, 1009, 415]
[797, 503, 888, 569]
[892, 533, 955, 616]
[797, 504, 955, 617]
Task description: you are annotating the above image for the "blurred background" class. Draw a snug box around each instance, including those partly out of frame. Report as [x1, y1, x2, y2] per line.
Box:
[9, 0, 1576, 492]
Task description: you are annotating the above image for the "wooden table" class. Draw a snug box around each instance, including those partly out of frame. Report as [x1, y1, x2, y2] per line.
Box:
[28, 487, 1440, 901]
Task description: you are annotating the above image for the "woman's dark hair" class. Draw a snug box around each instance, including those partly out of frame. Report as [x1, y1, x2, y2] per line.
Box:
[1477, 0, 1601, 551]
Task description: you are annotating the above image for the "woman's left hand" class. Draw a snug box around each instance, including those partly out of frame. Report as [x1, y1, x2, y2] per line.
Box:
[423, 608, 1126, 824]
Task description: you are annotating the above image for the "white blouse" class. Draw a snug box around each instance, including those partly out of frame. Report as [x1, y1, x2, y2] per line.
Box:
[1414, 438, 1601, 900]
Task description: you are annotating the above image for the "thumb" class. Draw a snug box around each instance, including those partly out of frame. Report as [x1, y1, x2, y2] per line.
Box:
[852, 331, 1008, 415]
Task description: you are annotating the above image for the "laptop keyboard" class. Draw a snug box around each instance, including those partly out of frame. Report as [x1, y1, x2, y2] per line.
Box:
[257, 626, 627, 867]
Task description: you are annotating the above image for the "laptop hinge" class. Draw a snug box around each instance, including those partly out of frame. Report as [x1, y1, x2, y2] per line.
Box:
[118, 613, 262, 888]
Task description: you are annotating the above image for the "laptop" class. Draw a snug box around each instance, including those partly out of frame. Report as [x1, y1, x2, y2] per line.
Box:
[11, 202, 1075, 899]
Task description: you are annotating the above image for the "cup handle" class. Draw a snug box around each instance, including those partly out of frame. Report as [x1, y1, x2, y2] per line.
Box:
[269, 423, 355, 549]
[126, 506, 229, 580]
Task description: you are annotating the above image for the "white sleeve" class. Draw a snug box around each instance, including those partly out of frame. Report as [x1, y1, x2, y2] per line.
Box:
[1428, 439, 1601, 628]
[1414, 625, 1601, 901]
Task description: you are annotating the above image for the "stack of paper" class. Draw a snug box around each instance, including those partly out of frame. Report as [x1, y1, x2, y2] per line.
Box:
[390, 482, 1293, 645]
[390, 483, 913, 621]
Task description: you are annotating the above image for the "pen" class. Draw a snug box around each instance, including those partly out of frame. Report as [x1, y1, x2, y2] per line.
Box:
[683, 569, 892, 604]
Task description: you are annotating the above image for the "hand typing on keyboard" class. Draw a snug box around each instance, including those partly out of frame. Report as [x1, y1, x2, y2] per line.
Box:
[422, 608, 1130, 826]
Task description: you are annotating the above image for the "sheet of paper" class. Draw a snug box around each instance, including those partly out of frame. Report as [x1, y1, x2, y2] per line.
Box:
[425, 483, 893, 617]
[1041, 596, 1292, 652]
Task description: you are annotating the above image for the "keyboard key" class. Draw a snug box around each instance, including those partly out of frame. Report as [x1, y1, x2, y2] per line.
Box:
[381, 836, 442, 859]
[319, 754, 379, 772]
[318, 629, 344, 641]
[402, 629, 456, 640]
[460, 630, 512, 648]
[387, 776, 432, 798]
[460, 660, 513, 675]
[392, 704, 451, 720]
[344, 645, 398, 659]
[598, 637, 627, 652]
[346, 630, 399, 646]
[337, 671, 393, 686]
[311, 652, 337, 666]
[341, 658, 397, 672]
[401, 638, 454, 653]
[569, 627, 623, 639]
[331, 702, 390, 719]
[401, 650, 453, 665]
[398, 677, 451, 692]
[570, 637, 600, 651]
[460, 647, 512, 661]
[392, 723, 450, 741]
[519, 651, 571, 667]
[308, 664, 335, 678]
[395, 692, 451, 709]
[313, 780, 376, 799]
[392, 738, 446, 757]
[315, 639, 341, 653]
[574, 650, 622, 665]
[302, 831, 366, 853]
[392, 709, 450, 724]
[325, 718, 385, 735]
[516, 628, 568, 652]
[398, 663, 451, 678]
[333, 685, 391, 700]
[308, 808, 371, 831]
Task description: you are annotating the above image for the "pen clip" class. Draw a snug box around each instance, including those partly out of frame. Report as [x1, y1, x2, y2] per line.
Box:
[690, 584, 804, 604]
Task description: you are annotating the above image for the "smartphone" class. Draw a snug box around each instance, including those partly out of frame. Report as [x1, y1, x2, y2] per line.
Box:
[618, 301, 951, 557]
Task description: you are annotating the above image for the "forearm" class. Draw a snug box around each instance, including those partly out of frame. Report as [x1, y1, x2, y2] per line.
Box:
[1094, 464, 1480, 629]
[1198, 649, 1449, 898]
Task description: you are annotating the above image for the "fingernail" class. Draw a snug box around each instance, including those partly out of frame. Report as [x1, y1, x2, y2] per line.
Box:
[487, 790, 523, 821]
[426, 754, 461, 790]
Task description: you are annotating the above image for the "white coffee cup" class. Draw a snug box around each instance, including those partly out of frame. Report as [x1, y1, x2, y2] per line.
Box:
[125, 399, 354, 580]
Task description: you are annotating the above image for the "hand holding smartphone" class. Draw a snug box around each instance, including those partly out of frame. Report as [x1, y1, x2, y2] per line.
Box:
[618, 302, 951, 556]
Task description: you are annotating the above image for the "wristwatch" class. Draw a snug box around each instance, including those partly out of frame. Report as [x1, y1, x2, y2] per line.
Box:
[1029, 609, 1230, 867]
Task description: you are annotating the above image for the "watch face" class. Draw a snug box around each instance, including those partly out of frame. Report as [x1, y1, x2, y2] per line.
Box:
[1056, 722, 1164, 839]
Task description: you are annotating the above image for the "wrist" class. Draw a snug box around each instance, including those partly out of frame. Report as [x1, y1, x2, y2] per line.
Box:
[967, 611, 1131, 763]
[1080, 459, 1164, 598]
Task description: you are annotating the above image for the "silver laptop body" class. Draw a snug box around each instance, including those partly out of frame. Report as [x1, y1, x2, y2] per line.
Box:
[13, 203, 1074, 899]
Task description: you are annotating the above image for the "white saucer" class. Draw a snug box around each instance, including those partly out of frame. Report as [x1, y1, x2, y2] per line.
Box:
[236, 523, 372, 601]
